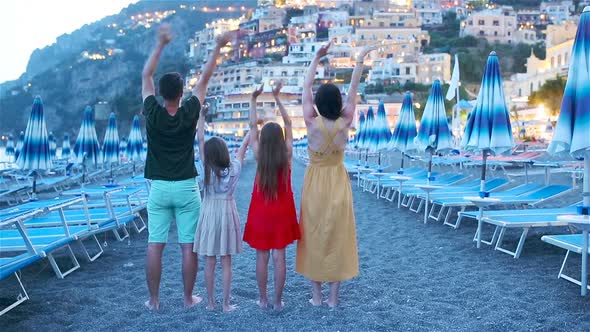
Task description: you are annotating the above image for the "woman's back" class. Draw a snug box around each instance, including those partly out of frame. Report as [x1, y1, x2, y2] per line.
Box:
[306, 116, 350, 154]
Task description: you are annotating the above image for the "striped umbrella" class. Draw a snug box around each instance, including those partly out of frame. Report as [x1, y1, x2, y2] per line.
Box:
[119, 137, 128, 159]
[5, 135, 15, 160]
[370, 101, 392, 171]
[142, 139, 148, 160]
[461, 51, 514, 247]
[360, 106, 375, 165]
[14, 131, 24, 161]
[389, 92, 418, 173]
[17, 96, 52, 198]
[546, 7, 590, 295]
[127, 115, 144, 175]
[102, 113, 120, 164]
[354, 111, 365, 148]
[416, 79, 453, 181]
[48, 132, 57, 160]
[415, 80, 453, 223]
[61, 134, 71, 160]
[74, 106, 101, 167]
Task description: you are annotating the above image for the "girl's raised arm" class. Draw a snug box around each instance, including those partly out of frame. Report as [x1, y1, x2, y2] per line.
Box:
[249, 84, 264, 160]
[197, 103, 208, 165]
[342, 44, 379, 122]
[273, 81, 293, 160]
[236, 131, 251, 163]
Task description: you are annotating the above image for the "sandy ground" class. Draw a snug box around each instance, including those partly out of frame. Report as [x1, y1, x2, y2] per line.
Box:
[2, 158, 590, 331]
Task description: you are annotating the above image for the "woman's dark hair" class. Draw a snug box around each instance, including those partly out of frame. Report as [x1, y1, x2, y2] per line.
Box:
[314, 83, 342, 120]
[158, 72, 184, 101]
[203, 137, 231, 187]
[257, 122, 289, 200]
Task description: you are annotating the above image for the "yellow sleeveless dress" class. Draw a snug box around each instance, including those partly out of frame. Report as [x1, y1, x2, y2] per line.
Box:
[296, 116, 358, 282]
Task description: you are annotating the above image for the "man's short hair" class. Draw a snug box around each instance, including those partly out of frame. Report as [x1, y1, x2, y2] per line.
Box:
[158, 72, 184, 101]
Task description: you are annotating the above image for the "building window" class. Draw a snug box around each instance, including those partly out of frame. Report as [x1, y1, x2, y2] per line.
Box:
[518, 88, 522, 97]
[241, 102, 249, 108]
[405, 67, 411, 75]
[551, 57, 555, 68]
[508, 31, 511, 36]
[565, 52, 569, 64]
[311, 45, 315, 52]
[530, 82, 533, 93]
[558, 54, 562, 66]
[493, 20, 499, 26]
[479, 30, 485, 36]
[478, 19, 485, 25]
[494, 31, 498, 36]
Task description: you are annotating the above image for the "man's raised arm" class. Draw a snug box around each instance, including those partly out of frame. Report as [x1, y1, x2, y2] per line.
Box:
[193, 31, 236, 105]
[142, 23, 172, 102]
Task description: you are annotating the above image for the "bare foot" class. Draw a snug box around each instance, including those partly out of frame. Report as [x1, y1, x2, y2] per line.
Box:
[206, 303, 215, 311]
[256, 300, 268, 309]
[273, 301, 285, 311]
[309, 298, 322, 306]
[324, 299, 337, 309]
[223, 304, 238, 313]
[184, 295, 203, 308]
[145, 299, 160, 311]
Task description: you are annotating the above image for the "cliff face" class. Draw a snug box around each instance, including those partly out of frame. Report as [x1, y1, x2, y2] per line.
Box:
[0, 0, 255, 137]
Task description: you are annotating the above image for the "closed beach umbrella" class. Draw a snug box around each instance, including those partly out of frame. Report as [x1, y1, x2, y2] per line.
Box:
[416, 79, 453, 181]
[461, 51, 514, 247]
[415, 80, 453, 223]
[61, 134, 71, 160]
[142, 139, 148, 160]
[5, 135, 15, 160]
[546, 7, 590, 295]
[14, 131, 24, 161]
[360, 106, 375, 165]
[389, 91, 418, 173]
[102, 113, 120, 164]
[370, 101, 392, 171]
[119, 137, 127, 158]
[127, 115, 144, 162]
[354, 111, 365, 149]
[17, 96, 52, 198]
[74, 106, 101, 167]
[48, 132, 57, 160]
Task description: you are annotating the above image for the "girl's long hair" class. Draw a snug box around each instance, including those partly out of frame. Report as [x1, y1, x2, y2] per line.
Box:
[257, 122, 289, 200]
[203, 137, 231, 187]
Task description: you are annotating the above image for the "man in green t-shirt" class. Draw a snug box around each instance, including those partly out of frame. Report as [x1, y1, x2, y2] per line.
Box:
[141, 23, 234, 310]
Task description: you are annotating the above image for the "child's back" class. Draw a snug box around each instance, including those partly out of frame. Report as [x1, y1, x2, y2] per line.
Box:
[194, 158, 243, 257]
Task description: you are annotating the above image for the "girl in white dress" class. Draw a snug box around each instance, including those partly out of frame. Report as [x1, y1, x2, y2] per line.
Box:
[193, 104, 250, 312]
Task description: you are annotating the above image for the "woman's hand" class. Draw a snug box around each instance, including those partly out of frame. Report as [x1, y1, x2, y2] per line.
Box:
[315, 40, 332, 59]
[200, 103, 209, 117]
[358, 43, 380, 60]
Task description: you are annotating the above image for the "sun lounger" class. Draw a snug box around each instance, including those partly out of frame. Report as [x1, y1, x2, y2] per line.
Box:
[478, 212, 578, 258]
[435, 184, 569, 228]
[0, 252, 45, 316]
[541, 234, 590, 292]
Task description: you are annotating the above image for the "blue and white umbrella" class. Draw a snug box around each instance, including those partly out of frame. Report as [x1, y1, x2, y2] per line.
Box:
[5, 135, 15, 160]
[389, 91, 418, 173]
[119, 137, 127, 158]
[17, 96, 52, 198]
[546, 7, 590, 296]
[127, 115, 144, 175]
[48, 132, 57, 160]
[360, 106, 375, 165]
[416, 79, 453, 178]
[461, 51, 514, 247]
[102, 113, 120, 165]
[61, 134, 71, 160]
[415, 80, 453, 223]
[14, 131, 24, 161]
[354, 111, 366, 148]
[142, 139, 148, 160]
[370, 101, 392, 172]
[74, 106, 101, 167]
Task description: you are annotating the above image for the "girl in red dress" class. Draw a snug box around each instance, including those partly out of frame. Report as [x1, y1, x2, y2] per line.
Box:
[243, 82, 300, 311]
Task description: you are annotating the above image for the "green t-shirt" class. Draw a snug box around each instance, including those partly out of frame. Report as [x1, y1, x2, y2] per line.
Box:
[143, 95, 200, 181]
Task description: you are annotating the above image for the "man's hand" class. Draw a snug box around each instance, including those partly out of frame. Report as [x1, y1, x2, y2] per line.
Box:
[315, 40, 332, 59]
[215, 30, 236, 48]
[272, 80, 283, 97]
[252, 84, 264, 99]
[158, 23, 173, 46]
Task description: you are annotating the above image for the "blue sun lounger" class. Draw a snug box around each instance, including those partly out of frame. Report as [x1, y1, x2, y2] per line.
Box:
[478, 212, 579, 258]
[0, 252, 45, 316]
[541, 234, 590, 293]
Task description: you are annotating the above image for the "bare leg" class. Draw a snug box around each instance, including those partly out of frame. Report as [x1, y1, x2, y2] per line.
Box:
[221, 255, 237, 312]
[181, 243, 202, 307]
[327, 282, 340, 308]
[145, 243, 165, 310]
[309, 281, 322, 306]
[272, 249, 286, 311]
[205, 256, 216, 310]
[256, 250, 270, 309]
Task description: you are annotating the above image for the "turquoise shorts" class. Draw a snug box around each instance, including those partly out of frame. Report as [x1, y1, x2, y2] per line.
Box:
[147, 178, 201, 243]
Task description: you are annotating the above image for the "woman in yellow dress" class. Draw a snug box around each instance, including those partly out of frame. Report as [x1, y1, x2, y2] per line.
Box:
[296, 42, 377, 308]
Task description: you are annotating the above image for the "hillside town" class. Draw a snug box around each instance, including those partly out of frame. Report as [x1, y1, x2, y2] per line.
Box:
[182, 0, 584, 141]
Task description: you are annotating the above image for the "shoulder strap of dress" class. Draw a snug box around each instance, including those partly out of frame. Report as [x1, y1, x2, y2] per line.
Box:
[316, 116, 341, 152]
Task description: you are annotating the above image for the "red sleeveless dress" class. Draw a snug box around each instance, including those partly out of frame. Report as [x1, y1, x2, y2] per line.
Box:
[244, 167, 300, 250]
